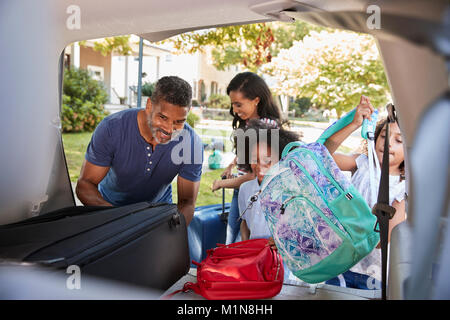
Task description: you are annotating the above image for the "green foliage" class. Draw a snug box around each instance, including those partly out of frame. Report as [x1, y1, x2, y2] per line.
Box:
[206, 94, 231, 109]
[86, 36, 133, 56]
[265, 30, 390, 118]
[164, 23, 274, 72]
[290, 97, 311, 117]
[62, 68, 109, 132]
[308, 54, 388, 117]
[164, 21, 323, 72]
[270, 21, 326, 57]
[187, 111, 200, 128]
[141, 81, 155, 97]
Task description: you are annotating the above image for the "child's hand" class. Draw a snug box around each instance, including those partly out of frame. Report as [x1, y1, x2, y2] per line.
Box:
[352, 95, 375, 128]
[211, 179, 222, 192]
[221, 165, 233, 179]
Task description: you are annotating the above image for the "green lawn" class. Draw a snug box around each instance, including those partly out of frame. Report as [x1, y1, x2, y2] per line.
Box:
[172, 170, 235, 207]
[62, 120, 352, 207]
[62, 131, 234, 206]
[62, 132, 93, 182]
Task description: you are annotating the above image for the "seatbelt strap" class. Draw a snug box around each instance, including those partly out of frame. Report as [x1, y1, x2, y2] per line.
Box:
[373, 103, 397, 300]
[368, 139, 381, 204]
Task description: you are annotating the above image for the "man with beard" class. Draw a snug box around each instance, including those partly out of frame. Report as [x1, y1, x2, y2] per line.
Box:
[76, 76, 203, 225]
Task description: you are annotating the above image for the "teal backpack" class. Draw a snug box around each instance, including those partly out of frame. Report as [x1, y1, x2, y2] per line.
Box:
[259, 109, 380, 283]
[208, 149, 223, 170]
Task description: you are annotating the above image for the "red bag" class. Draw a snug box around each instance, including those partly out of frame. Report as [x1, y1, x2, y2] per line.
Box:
[166, 238, 284, 300]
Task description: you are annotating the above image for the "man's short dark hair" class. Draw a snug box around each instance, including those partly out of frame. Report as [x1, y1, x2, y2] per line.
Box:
[151, 76, 192, 107]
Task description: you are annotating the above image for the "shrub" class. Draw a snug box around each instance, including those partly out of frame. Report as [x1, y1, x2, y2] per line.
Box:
[290, 97, 311, 117]
[62, 68, 109, 132]
[187, 111, 200, 128]
[141, 82, 155, 97]
[206, 93, 230, 109]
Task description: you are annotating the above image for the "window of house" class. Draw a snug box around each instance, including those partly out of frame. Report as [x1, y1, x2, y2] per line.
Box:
[210, 81, 218, 96]
[87, 65, 104, 81]
[192, 80, 197, 99]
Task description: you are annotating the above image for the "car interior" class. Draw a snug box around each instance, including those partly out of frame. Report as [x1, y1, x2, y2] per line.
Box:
[0, 0, 448, 300]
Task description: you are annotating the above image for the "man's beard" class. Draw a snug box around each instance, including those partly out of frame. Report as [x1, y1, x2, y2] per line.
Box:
[147, 118, 182, 145]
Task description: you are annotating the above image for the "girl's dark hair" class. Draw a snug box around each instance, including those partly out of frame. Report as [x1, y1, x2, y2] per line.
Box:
[227, 72, 284, 130]
[361, 117, 405, 181]
[237, 119, 301, 172]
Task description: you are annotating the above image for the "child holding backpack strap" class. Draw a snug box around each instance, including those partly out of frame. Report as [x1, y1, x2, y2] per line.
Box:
[323, 95, 406, 289]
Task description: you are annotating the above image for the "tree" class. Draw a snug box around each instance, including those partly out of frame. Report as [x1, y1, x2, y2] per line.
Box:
[290, 97, 311, 117]
[163, 21, 323, 72]
[80, 36, 133, 56]
[263, 30, 390, 117]
[206, 93, 230, 109]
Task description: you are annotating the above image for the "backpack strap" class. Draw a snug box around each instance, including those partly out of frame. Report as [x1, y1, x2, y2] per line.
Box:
[281, 141, 304, 158]
[372, 103, 397, 300]
[316, 108, 357, 145]
[161, 281, 199, 300]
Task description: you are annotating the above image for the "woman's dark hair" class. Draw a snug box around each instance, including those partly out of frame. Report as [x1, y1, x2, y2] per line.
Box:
[227, 72, 283, 129]
[361, 117, 405, 181]
[236, 119, 301, 172]
[151, 76, 192, 107]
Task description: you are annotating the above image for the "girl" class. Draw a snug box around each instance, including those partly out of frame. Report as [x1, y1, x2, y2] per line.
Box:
[237, 119, 302, 284]
[324, 95, 406, 289]
[211, 72, 285, 244]
[238, 119, 300, 241]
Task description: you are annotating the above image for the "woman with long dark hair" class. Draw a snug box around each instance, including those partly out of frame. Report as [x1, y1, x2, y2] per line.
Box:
[211, 72, 285, 244]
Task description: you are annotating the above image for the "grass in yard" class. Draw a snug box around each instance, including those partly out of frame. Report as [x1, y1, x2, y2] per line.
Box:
[62, 131, 234, 206]
[172, 169, 235, 207]
[62, 120, 353, 207]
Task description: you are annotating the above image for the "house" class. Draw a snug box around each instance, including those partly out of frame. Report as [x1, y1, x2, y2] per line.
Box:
[64, 35, 240, 108]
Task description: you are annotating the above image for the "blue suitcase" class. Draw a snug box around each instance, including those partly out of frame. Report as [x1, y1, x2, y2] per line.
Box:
[188, 189, 230, 266]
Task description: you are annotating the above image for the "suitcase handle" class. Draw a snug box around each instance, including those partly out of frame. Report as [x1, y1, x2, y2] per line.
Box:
[219, 176, 228, 222]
